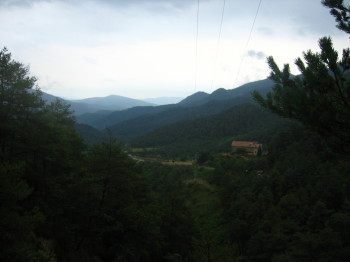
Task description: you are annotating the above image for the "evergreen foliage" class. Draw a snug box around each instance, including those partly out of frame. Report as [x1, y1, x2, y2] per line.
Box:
[323, 0, 350, 34]
[0, 47, 204, 261]
[130, 103, 286, 159]
[1, 2, 350, 261]
[109, 97, 254, 141]
[218, 124, 350, 261]
[253, 28, 350, 153]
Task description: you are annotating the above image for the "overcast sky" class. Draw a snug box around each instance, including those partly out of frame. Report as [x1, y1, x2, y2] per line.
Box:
[0, 0, 349, 99]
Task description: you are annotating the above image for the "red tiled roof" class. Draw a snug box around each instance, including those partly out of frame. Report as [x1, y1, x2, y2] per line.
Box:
[231, 141, 261, 148]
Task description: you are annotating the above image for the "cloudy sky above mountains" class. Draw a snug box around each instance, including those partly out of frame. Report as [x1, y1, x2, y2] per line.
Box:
[0, 0, 348, 99]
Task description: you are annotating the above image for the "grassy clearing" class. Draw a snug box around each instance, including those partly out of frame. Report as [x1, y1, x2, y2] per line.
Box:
[130, 147, 157, 153]
[161, 160, 194, 166]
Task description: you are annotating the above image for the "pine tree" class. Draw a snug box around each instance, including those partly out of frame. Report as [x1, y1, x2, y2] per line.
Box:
[322, 0, 350, 34]
[0, 47, 58, 261]
[252, 2, 350, 153]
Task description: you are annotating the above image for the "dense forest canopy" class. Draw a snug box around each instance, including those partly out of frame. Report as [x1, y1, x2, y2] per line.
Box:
[1, 1, 350, 262]
[0, 47, 201, 261]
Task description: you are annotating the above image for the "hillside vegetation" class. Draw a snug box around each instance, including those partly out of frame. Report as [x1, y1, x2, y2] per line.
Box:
[130, 103, 287, 159]
[2, 2, 350, 261]
[2, 45, 350, 262]
[75, 78, 273, 131]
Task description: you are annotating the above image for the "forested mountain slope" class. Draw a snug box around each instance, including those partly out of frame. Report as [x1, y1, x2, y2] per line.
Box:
[76, 78, 274, 130]
[130, 103, 287, 158]
[0, 48, 203, 261]
[76, 104, 178, 129]
[178, 78, 273, 107]
[109, 96, 254, 141]
[75, 123, 105, 144]
[131, 103, 284, 146]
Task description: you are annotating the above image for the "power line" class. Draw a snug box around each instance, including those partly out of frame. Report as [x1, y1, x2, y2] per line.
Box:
[194, 0, 200, 92]
[211, 0, 226, 90]
[234, 0, 262, 86]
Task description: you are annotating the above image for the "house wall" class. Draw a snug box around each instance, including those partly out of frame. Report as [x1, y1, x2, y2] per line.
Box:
[231, 141, 262, 156]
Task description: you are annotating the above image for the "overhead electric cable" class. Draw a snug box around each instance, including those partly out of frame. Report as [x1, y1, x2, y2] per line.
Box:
[194, 0, 200, 92]
[234, 0, 262, 86]
[211, 0, 226, 90]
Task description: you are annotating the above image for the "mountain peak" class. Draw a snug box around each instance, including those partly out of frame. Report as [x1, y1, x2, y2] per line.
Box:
[211, 88, 227, 97]
[72, 95, 155, 108]
[178, 91, 209, 106]
[178, 78, 274, 107]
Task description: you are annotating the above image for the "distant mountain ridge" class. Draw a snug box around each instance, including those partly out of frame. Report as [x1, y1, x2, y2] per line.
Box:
[38, 92, 156, 115]
[178, 78, 274, 107]
[32, 90, 107, 115]
[39, 77, 275, 142]
[105, 78, 275, 140]
[142, 97, 183, 105]
[178, 91, 209, 106]
[76, 77, 274, 131]
[72, 95, 155, 110]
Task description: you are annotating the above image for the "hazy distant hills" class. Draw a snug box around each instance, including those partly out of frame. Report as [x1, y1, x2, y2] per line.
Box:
[142, 97, 183, 105]
[39, 92, 157, 115]
[72, 95, 155, 111]
[37, 91, 106, 115]
[87, 78, 274, 141]
[76, 78, 274, 132]
[38, 77, 275, 144]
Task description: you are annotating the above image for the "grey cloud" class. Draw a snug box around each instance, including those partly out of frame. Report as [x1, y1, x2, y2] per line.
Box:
[257, 27, 273, 36]
[247, 50, 265, 60]
[260, 0, 340, 36]
[0, 0, 203, 9]
[0, 0, 37, 7]
[101, 0, 199, 7]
